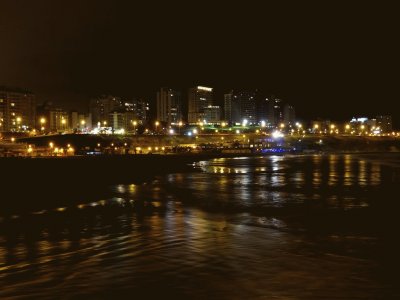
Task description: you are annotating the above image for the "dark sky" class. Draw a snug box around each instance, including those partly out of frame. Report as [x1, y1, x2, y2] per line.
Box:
[0, 1, 398, 124]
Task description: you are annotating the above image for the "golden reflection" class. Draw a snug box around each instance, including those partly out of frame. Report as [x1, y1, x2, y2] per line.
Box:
[328, 155, 338, 186]
[370, 162, 381, 185]
[271, 174, 285, 187]
[292, 171, 305, 188]
[344, 154, 353, 186]
[358, 160, 367, 186]
[312, 155, 321, 186]
[129, 184, 136, 193]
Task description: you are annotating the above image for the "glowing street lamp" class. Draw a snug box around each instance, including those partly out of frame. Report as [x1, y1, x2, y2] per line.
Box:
[61, 118, 67, 131]
[40, 117, 46, 132]
[132, 120, 137, 134]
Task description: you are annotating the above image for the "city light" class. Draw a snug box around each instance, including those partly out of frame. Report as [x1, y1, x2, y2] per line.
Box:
[272, 131, 284, 138]
[197, 86, 213, 92]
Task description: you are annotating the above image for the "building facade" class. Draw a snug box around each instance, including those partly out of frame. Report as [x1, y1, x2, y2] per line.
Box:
[204, 106, 221, 124]
[0, 87, 36, 132]
[90, 95, 123, 126]
[188, 86, 213, 124]
[157, 88, 182, 125]
[376, 115, 392, 133]
[283, 104, 296, 125]
[224, 90, 257, 125]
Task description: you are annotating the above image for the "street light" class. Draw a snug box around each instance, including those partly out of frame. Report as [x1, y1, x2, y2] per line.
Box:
[40, 117, 46, 132]
[155, 121, 159, 133]
[61, 118, 67, 131]
[132, 120, 137, 134]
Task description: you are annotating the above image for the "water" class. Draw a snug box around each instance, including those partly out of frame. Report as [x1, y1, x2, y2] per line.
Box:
[1, 154, 399, 299]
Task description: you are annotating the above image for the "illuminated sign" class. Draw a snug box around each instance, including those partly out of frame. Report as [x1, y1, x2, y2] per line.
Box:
[197, 86, 213, 92]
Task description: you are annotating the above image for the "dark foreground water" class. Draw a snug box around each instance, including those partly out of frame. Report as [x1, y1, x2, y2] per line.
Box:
[1, 154, 400, 299]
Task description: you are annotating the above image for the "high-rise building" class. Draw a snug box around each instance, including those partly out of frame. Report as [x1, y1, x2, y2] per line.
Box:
[204, 106, 221, 124]
[90, 95, 149, 129]
[0, 87, 36, 132]
[256, 96, 296, 127]
[224, 92, 241, 125]
[90, 95, 123, 126]
[127, 98, 149, 124]
[224, 90, 257, 124]
[37, 102, 77, 132]
[49, 109, 69, 132]
[284, 104, 296, 125]
[265, 96, 283, 126]
[376, 115, 392, 133]
[238, 90, 257, 124]
[188, 86, 213, 124]
[157, 88, 182, 125]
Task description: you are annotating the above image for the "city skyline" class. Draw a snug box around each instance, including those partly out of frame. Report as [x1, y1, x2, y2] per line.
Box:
[1, 85, 394, 133]
[1, 2, 399, 298]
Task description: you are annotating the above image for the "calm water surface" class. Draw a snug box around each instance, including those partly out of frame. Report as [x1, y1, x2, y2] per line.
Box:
[1, 154, 400, 299]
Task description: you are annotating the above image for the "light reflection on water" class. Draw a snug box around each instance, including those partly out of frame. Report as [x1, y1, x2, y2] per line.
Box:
[1, 154, 399, 298]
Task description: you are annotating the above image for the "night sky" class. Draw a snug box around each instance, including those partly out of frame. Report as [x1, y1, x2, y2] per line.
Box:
[0, 1, 398, 124]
